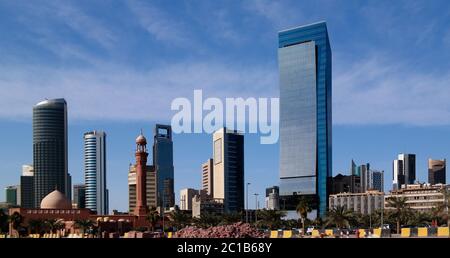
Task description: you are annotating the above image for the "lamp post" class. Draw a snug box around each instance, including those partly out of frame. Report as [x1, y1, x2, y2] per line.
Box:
[246, 183, 251, 223]
[254, 193, 259, 222]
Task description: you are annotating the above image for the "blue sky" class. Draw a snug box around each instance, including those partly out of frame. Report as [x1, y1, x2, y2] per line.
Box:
[0, 0, 449, 211]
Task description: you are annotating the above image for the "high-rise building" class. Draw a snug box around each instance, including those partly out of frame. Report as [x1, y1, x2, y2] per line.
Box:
[20, 165, 34, 208]
[73, 184, 86, 209]
[278, 21, 332, 218]
[358, 163, 370, 192]
[213, 127, 244, 213]
[368, 170, 384, 192]
[202, 159, 214, 197]
[128, 164, 157, 213]
[153, 124, 175, 209]
[33, 98, 68, 208]
[84, 131, 108, 215]
[331, 173, 360, 194]
[180, 188, 198, 211]
[5, 186, 19, 206]
[428, 159, 446, 185]
[393, 154, 416, 190]
[265, 186, 280, 210]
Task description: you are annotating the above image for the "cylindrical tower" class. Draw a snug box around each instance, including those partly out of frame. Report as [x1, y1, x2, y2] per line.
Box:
[33, 98, 68, 208]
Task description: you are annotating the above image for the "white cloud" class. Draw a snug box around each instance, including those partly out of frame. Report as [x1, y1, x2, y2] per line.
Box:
[334, 54, 450, 125]
[243, 0, 302, 30]
[126, 0, 193, 46]
[0, 61, 277, 122]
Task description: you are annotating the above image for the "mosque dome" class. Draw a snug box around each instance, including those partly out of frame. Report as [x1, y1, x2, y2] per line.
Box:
[40, 190, 71, 209]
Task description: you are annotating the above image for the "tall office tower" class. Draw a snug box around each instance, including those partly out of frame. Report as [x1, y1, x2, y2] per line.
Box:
[428, 159, 446, 185]
[369, 170, 384, 192]
[153, 124, 174, 209]
[128, 164, 157, 213]
[20, 165, 34, 208]
[358, 163, 370, 192]
[84, 131, 108, 215]
[33, 98, 68, 208]
[180, 188, 198, 210]
[393, 153, 416, 190]
[5, 186, 19, 206]
[278, 21, 332, 218]
[265, 186, 280, 210]
[135, 132, 149, 216]
[213, 128, 244, 213]
[202, 159, 214, 197]
[73, 184, 86, 209]
[67, 173, 72, 202]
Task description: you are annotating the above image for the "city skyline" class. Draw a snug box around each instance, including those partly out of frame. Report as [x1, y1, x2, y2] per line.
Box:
[1, 1, 450, 212]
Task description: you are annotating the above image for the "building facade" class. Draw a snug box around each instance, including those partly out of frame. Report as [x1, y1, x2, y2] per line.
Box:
[84, 131, 108, 215]
[428, 159, 446, 185]
[385, 184, 448, 213]
[33, 98, 69, 208]
[20, 165, 34, 208]
[278, 21, 332, 218]
[128, 164, 157, 213]
[153, 124, 175, 209]
[265, 186, 280, 210]
[5, 186, 19, 206]
[202, 159, 214, 197]
[73, 184, 86, 209]
[192, 195, 224, 218]
[180, 188, 199, 211]
[331, 174, 360, 194]
[329, 190, 384, 215]
[393, 153, 416, 190]
[213, 128, 244, 213]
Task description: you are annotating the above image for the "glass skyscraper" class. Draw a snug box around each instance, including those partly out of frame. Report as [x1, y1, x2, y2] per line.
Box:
[278, 21, 332, 218]
[33, 98, 69, 208]
[153, 124, 175, 209]
[84, 131, 108, 215]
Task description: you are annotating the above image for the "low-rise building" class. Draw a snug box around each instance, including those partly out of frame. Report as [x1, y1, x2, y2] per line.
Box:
[385, 183, 448, 212]
[329, 190, 384, 215]
[192, 195, 224, 218]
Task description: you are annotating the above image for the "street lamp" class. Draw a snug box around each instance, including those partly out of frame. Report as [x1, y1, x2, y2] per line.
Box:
[246, 183, 251, 223]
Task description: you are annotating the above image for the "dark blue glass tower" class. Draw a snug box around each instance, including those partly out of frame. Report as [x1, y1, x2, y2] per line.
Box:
[153, 124, 175, 209]
[278, 21, 332, 218]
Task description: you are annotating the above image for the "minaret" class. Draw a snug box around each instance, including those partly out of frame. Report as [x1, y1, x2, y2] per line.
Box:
[134, 131, 148, 216]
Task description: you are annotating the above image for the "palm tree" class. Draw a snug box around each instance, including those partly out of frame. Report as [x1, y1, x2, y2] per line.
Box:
[146, 207, 160, 232]
[8, 212, 23, 236]
[296, 197, 312, 235]
[193, 213, 221, 228]
[387, 197, 409, 234]
[325, 206, 353, 229]
[255, 209, 286, 229]
[220, 212, 241, 225]
[168, 209, 191, 230]
[74, 219, 94, 237]
[45, 219, 65, 234]
[0, 209, 9, 233]
[28, 219, 45, 235]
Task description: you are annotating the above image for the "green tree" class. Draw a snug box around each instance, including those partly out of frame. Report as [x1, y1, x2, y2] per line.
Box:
[0, 209, 9, 233]
[386, 197, 409, 234]
[146, 207, 161, 232]
[193, 213, 221, 228]
[28, 219, 45, 235]
[255, 209, 286, 230]
[168, 209, 191, 230]
[440, 188, 450, 227]
[44, 219, 65, 233]
[296, 197, 312, 235]
[74, 219, 94, 237]
[325, 206, 354, 229]
[220, 212, 241, 225]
